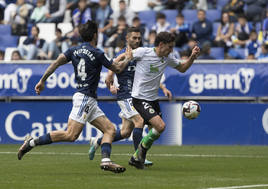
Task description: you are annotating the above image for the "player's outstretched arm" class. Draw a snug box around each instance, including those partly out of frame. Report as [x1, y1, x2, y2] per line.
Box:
[35, 54, 68, 95]
[109, 47, 133, 73]
[175, 46, 200, 73]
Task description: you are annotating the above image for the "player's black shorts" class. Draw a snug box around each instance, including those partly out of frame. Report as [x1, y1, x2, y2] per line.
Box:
[132, 97, 162, 123]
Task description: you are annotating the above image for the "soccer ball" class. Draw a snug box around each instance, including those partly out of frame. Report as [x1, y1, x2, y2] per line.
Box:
[182, 101, 201, 120]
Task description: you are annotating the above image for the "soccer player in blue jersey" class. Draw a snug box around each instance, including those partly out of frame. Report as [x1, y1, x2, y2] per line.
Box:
[17, 20, 133, 173]
[88, 27, 172, 167]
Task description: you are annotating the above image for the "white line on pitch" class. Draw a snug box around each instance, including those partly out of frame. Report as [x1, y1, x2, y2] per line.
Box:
[0, 151, 267, 158]
[207, 184, 268, 189]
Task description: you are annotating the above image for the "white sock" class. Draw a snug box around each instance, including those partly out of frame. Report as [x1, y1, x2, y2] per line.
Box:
[29, 139, 36, 147]
[101, 158, 111, 162]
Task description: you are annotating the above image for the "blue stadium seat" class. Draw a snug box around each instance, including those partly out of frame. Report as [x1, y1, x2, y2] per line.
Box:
[217, 0, 227, 10]
[206, 9, 221, 22]
[138, 10, 156, 30]
[0, 34, 19, 51]
[228, 48, 246, 59]
[0, 24, 11, 34]
[210, 47, 224, 60]
[181, 9, 197, 25]
[161, 9, 178, 27]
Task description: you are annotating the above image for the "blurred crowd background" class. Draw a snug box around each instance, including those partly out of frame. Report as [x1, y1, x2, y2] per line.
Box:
[0, 0, 268, 61]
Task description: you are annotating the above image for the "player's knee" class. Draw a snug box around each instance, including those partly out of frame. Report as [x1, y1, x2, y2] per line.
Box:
[156, 122, 166, 133]
[105, 124, 116, 137]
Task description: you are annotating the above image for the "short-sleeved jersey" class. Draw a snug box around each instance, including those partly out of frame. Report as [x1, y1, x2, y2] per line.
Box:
[64, 42, 112, 98]
[132, 47, 181, 101]
[114, 48, 136, 100]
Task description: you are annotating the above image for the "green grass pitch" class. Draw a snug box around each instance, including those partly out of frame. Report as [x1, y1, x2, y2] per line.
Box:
[1, 144, 268, 189]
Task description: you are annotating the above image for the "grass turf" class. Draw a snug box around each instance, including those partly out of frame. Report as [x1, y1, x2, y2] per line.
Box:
[1, 144, 268, 189]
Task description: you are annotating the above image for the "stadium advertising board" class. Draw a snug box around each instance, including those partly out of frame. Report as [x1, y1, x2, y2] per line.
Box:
[0, 63, 268, 97]
[0, 101, 182, 145]
[1, 101, 268, 145]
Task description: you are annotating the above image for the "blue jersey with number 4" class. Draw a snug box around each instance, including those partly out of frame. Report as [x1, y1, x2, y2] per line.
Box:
[115, 48, 136, 100]
[64, 42, 112, 98]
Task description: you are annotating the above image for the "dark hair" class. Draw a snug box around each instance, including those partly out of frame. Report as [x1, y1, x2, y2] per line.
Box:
[176, 13, 184, 18]
[149, 30, 157, 35]
[118, 15, 126, 22]
[32, 25, 40, 34]
[56, 28, 62, 33]
[154, 32, 175, 46]
[78, 20, 98, 42]
[127, 27, 141, 34]
[198, 9, 206, 14]
[156, 12, 166, 20]
[132, 16, 140, 22]
[11, 50, 22, 59]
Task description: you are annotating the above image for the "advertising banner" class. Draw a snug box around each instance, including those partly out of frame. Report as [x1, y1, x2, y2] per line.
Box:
[0, 101, 182, 145]
[1, 63, 268, 97]
[1, 101, 268, 145]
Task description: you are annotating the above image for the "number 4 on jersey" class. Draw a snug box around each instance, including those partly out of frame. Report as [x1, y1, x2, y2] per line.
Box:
[78, 58, 87, 81]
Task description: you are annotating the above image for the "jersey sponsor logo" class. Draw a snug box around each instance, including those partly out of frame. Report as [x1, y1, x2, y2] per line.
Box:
[150, 64, 159, 73]
[189, 68, 255, 94]
[0, 68, 32, 93]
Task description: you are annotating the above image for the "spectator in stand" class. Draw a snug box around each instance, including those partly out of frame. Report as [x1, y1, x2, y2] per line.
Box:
[170, 13, 190, 48]
[179, 50, 190, 60]
[0, 50, 4, 60]
[222, 0, 244, 22]
[144, 30, 157, 47]
[245, 30, 261, 59]
[244, 0, 266, 23]
[164, 0, 186, 12]
[18, 25, 48, 60]
[232, 14, 253, 47]
[95, 0, 113, 48]
[30, 0, 46, 23]
[47, 28, 70, 60]
[151, 12, 171, 34]
[147, 0, 164, 11]
[111, 0, 135, 27]
[66, 0, 79, 13]
[191, 9, 213, 46]
[105, 15, 128, 51]
[261, 8, 268, 43]
[45, 0, 66, 23]
[180, 37, 197, 56]
[131, 16, 148, 41]
[4, 0, 33, 25]
[258, 43, 268, 60]
[198, 42, 215, 59]
[11, 50, 23, 60]
[72, 0, 92, 27]
[0, 0, 5, 24]
[214, 12, 234, 52]
[66, 26, 83, 46]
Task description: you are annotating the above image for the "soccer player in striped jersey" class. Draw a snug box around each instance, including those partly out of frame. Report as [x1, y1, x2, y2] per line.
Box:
[88, 27, 172, 167]
[127, 32, 200, 169]
[17, 20, 133, 173]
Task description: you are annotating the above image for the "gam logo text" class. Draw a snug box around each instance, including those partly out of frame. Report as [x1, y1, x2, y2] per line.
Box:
[189, 68, 255, 94]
